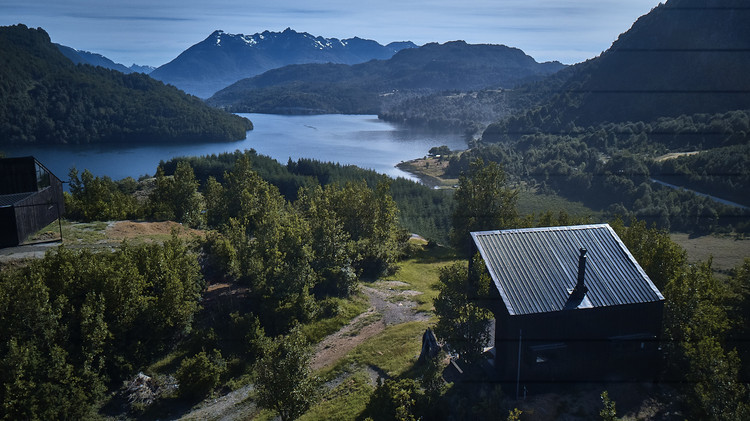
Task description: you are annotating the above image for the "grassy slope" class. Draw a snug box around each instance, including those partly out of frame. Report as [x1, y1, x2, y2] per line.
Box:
[670, 232, 750, 274]
[298, 243, 460, 420]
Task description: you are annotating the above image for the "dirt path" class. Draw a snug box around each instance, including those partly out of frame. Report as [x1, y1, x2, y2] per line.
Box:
[178, 384, 256, 421]
[310, 282, 430, 371]
[175, 280, 431, 420]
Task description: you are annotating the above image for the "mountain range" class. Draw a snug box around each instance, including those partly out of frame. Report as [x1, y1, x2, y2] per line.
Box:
[148, 28, 418, 98]
[55, 44, 155, 74]
[206, 41, 565, 114]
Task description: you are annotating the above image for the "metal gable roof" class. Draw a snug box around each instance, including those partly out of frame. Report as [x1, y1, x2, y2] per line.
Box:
[471, 224, 664, 316]
[0, 192, 35, 207]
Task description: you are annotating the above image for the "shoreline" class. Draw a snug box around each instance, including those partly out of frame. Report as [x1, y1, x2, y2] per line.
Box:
[395, 157, 457, 189]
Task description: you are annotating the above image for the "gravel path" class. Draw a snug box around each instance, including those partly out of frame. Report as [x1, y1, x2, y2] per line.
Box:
[177, 384, 256, 421]
[310, 282, 430, 372]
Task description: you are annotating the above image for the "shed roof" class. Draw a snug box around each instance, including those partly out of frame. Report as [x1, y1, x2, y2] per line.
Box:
[0, 192, 35, 207]
[471, 224, 664, 316]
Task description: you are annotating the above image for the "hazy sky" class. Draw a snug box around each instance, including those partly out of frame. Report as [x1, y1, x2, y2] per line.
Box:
[1, 0, 663, 67]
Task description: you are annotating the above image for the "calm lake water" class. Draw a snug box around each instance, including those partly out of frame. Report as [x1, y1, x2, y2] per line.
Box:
[2, 114, 467, 183]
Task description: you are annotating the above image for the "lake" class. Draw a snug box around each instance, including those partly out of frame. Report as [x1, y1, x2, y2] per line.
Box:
[1, 114, 467, 184]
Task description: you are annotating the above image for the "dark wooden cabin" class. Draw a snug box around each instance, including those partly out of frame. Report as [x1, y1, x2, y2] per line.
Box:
[0, 157, 64, 247]
[471, 224, 664, 388]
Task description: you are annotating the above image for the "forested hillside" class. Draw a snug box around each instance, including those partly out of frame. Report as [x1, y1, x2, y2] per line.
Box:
[425, 0, 750, 234]
[0, 24, 252, 145]
[384, 0, 750, 136]
[206, 41, 564, 114]
[483, 0, 750, 134]
[3, 149, 748, 420]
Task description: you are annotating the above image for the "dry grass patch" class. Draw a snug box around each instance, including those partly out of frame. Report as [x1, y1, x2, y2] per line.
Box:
[670, 232, 750, 273]
[107, 220, 203, 242]
[396, 157, 458, 188]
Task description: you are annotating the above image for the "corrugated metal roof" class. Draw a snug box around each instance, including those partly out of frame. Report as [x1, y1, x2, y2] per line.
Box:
[471, 224, 664, 316]
[0, 192, 35, 207]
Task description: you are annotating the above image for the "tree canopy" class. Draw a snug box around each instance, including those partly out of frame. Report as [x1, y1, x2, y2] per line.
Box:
[450, 158, 518, 255]
[0, 24, 252, 145]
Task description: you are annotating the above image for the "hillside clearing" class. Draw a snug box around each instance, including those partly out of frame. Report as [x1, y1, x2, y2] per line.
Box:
[670, 232, 750, 273]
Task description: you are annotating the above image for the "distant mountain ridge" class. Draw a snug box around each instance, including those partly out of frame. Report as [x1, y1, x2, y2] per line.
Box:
[483, 0, 750, 141]
[55, 44, 154, 74]
[207, 40, 565, 114]
[149, 28, 418, 98]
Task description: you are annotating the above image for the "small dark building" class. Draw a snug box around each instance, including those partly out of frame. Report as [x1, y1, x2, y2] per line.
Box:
[471, 224, 664, 388]
[0, 157, 65, 247]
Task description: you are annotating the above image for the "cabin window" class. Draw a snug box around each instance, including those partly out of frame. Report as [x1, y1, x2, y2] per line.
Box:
[529, 343, 567, 365]
[609, 333, 655, 354]
[35, 163, 50, 190]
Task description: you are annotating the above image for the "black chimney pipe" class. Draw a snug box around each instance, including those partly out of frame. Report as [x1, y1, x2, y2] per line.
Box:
[575, 248, 588, 296]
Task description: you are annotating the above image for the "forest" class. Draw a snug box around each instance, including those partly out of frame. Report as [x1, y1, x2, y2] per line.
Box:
[1, 0, 749, 418]
[0, 24, 252, 145]
[2, 150, 748, 420]
[436, 109, 750, 235]
[206, 41, 563, 115]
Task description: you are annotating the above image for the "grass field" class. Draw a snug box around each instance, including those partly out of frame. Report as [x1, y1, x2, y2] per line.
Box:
[516, 188, 603, 221]
[670, 232, 750, 273]
[383, 242, 459, 313]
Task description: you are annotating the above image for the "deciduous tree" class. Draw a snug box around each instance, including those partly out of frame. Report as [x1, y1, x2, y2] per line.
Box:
[433, 261, 492, 364]
[254, 327, 318, 421]
[450, 158, 518, 255]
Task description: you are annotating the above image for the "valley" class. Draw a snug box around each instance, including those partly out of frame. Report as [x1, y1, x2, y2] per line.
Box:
[1, 0, 749, 419]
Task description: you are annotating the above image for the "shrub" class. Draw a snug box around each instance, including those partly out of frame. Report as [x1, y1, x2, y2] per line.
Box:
[175, 349, 226, 399]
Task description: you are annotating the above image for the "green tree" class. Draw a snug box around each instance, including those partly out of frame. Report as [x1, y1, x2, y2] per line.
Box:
[300, 179, 407, 279]
[663, 261, 750, 420]
[451, 158, 518, 255]
[366, 378, 422, 421]
[295, 185, 357, 297]
[245, 207, 317, 333]
[254, 327, 318, 421]
[599, 391, 618, 421]
[327, 180, 407, 278]
[66, 167, 139, 221]
[433, 261, 492, 364]
[429, 145, 451, 158]
[203, 175, 227, 227]
[149, 162, 204, 227]
[175, 349, 227, 400]
[0, 236, 204, 419]
[507, 408, 523, 421]
[610, 218, 687, 290]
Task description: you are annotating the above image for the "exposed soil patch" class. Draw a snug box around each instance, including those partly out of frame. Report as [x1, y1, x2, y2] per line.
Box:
[107, 220, 203, 240]
[200, 282, 251, 317]
[311, 310, 385, 371]
[654, 151, 700, 162]
[396, 157, 456, 188]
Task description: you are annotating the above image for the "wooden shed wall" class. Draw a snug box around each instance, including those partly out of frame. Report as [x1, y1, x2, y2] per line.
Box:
[492, 300, 664, 385]
[0, 157, 65, 247]
[0, 207, 19, 247]
[12, 183, 64, 245]
[0, 157, 37, 195]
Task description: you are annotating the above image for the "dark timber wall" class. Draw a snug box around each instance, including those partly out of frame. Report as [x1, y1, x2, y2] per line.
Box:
[0, 157, 64, 247]
[490, 290, 664, 385]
